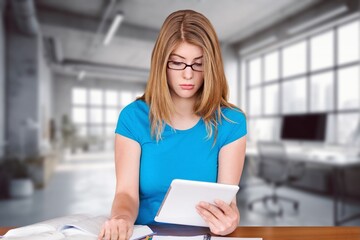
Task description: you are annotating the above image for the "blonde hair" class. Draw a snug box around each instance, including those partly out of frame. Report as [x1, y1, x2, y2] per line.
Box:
[140, 9, 237, 141]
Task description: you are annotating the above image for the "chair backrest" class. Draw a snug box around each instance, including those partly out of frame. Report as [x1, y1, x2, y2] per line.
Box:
[257, 141, 289, 184]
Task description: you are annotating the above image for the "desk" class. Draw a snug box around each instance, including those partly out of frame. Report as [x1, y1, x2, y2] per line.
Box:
[246, 145, 360, 226]
[1, 226, 360, 240]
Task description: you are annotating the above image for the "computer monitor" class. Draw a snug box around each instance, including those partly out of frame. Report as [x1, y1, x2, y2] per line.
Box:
[281, 113, 327, 141]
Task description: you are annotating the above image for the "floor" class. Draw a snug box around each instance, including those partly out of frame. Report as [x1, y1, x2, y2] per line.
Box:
[1, 151, 360, 227]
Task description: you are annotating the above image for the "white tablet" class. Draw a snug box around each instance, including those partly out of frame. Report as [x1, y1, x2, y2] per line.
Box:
[154, 179, 239, 227]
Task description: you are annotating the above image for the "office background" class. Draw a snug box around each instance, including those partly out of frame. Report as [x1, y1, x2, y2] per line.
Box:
[0, 0, 359, 227]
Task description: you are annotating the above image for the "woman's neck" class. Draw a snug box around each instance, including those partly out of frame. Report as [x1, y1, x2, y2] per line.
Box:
[168, 96, 200, 130]
[172, 96, 196, 118]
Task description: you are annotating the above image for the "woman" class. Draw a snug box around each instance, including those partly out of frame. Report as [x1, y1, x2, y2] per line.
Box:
[99, 9, 247, 240]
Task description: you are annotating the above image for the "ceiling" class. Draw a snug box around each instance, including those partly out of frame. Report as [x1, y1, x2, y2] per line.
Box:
[33, 0, 323, 82]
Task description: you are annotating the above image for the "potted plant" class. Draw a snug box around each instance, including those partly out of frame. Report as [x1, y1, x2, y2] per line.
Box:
[0, 158, 34, 198]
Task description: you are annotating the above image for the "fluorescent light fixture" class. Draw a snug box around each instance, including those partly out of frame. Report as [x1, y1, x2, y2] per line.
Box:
[240, 36, 277, 55]
[287, 5, 348, 35]
[78, 70, 86, 80]
[103, 13, 124, 45]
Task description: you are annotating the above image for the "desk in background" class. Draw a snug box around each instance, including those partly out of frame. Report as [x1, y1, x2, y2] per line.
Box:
[2, 226, 360, 240]
[245, 144, 360, 226]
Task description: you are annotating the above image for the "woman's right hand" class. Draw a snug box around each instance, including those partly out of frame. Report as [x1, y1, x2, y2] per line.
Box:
[98, 217, 133, 240]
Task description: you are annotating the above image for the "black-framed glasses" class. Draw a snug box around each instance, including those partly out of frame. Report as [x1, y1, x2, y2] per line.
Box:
[167, 61, 203, 72]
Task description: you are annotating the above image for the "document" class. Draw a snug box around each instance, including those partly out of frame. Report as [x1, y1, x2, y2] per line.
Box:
[153, 235, 262, 240]
[1, 214, 154, 240]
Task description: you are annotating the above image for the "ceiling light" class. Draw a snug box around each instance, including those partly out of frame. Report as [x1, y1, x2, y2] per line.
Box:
[103, 12, 124, 45]
[78, 71, 86, 80]
[287, 5, 348, 35]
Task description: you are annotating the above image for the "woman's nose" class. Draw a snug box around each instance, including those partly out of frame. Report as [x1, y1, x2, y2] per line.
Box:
[182, 66, 194, 80]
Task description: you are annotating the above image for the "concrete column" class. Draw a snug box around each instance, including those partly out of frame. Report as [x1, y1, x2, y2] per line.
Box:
[0, 0, 5, 157]
[5, 10, 40, 158]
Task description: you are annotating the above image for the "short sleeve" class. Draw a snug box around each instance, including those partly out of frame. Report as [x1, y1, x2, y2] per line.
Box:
[219, 108, 247, 147]
[115, 104, 140, 143]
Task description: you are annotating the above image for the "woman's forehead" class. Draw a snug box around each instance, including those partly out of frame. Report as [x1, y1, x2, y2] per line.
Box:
[170, 42, 203, 60]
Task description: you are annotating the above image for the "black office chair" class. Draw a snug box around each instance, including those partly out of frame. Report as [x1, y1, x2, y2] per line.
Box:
[247, 141, 305, 216]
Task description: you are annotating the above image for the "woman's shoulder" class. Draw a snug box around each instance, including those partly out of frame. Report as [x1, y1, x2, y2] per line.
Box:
[122, 99, 149, 115]
[221, 106, 246, 124]
[217, 106, 247, 145]
[116, 100, 150, 142]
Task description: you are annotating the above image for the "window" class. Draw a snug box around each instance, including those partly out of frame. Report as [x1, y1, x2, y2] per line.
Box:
[71, 87, 143, 151]
[72, 88, 87, 105]
[337, 21, 360, 65]
[89, 108, 103, 124]
[105, 90, 118, 106]
[249, 58, 261, 86]
[105, 109, 118, 124]
[282, 41, 307, 78]
[248, 118, 280, 142]
[310, 30, 334, 71]
[89, 89, 103, 106]
[120, 91, 134, 107]
[282, 77, 306, 114]
[264, 51, 279, 82]
[310, 71, 334, 112]
[72, 107, 87, 124]
[337, 113, 360, 144]
[89, 126, 103, 137]
[249, 88, 261, 116]
[264, 83, 279, 115]
[243, 19, 360, 144]
[326, 114, 336, 143]
[337, 66, 360, 110]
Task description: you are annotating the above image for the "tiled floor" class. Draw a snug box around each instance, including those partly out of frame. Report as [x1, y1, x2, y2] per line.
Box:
[0, 151, 359, 227]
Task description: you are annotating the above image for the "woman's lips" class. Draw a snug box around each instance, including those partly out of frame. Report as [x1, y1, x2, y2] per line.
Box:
[180, 84, 194, 90]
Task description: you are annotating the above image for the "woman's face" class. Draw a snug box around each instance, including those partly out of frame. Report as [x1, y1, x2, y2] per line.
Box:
[166, 41, 204, 101]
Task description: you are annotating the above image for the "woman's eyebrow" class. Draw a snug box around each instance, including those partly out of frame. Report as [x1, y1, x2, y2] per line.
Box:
[170, 53, 203, 60]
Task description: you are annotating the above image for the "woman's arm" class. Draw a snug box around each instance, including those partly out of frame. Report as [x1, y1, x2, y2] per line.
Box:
[196, 136, 246, 236]
[217, 136, 246, 185]
[98, 134, 141, 240]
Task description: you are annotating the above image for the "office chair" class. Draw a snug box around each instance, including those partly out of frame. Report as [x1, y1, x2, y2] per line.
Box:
[247, 141, 305, 216]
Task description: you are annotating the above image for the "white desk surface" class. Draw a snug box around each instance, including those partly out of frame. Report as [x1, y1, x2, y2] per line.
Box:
[246, 143, 360, 168]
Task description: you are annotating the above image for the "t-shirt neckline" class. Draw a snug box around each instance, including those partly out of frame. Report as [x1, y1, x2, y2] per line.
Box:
[165, 117, 203, 133]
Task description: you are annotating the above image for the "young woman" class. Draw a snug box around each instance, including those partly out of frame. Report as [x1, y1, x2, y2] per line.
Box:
[99, 9, 247, 240]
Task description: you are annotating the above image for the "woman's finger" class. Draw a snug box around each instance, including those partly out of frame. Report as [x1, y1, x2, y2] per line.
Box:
[126, 225, 134, 240]
[104, 221, 111, 240]
[196, 203, 221, 227]
[214, 199, 233, 216]
[117, 223, 127, 240]
[198, 201, 225, 220]
[98, 225, 105, 240]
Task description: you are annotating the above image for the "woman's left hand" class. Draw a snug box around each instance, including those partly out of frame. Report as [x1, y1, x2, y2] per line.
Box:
[196, 199, 239, 236]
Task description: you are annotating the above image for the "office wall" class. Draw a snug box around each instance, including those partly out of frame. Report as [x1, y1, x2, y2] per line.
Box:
[0, 0, 5, 158]
[222, 44, 239, 106]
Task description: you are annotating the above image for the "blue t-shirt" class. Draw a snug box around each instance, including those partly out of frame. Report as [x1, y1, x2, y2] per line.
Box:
[115, 100, 247, 225]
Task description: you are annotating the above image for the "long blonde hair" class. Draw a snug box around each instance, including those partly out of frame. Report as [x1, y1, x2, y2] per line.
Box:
[141, 9, 237, 141]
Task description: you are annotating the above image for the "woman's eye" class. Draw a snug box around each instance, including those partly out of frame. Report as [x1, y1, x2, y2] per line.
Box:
[172, 61, 183, 66]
